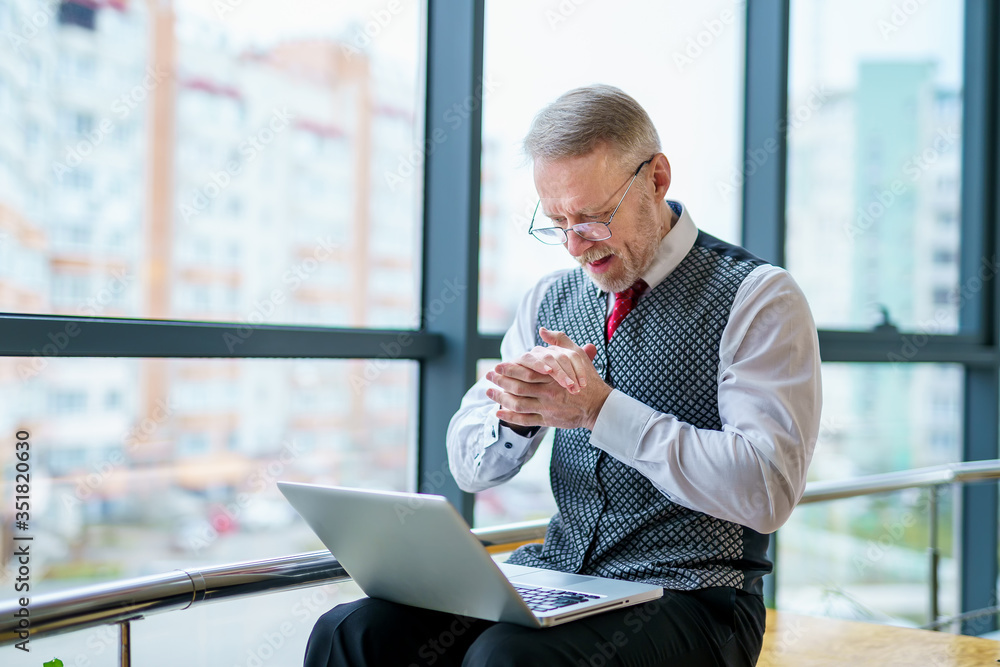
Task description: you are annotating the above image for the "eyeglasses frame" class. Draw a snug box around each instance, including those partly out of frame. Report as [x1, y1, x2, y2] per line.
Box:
[528, 157, 654, 245]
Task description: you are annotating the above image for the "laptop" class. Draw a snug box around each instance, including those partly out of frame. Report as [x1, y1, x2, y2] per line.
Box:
[277, 482, 663, 628]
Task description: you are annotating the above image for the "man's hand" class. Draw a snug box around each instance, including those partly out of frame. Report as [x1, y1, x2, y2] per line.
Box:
[486, 328, 611, 431]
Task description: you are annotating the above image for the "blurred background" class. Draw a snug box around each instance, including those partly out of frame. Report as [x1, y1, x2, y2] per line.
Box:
[0, 0, 982, 664]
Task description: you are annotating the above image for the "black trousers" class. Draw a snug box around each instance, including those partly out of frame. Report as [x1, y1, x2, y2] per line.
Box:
[303, 587, 765, 667]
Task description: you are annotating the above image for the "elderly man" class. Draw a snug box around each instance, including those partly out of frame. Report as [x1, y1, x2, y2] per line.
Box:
[305, 84, 821, 667]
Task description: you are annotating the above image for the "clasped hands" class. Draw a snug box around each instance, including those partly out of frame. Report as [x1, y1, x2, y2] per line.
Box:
[486, 327, 611, 432]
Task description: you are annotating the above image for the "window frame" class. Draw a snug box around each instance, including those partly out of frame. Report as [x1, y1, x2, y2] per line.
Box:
[739, 0, 1000, 633]
[0, 0, 996, 634]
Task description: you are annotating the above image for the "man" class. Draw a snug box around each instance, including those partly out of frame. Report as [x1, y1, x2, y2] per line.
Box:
[305, 84, 821, 666]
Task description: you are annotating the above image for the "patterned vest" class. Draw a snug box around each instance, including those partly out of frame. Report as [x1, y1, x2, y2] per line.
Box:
[506, 231, 772, 594]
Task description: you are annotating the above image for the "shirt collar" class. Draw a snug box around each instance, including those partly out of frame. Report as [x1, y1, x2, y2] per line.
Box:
[593, 200, 698, 295]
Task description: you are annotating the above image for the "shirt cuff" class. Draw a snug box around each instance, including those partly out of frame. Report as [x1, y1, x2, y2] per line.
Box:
[482, 413, 536, 460]
[589, 389, 658, 463]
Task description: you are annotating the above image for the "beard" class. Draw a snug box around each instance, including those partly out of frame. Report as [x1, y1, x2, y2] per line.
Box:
[578, 191, 660, 293]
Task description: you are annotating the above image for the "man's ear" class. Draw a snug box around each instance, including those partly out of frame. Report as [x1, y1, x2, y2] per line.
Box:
[651, 153, 671, 199]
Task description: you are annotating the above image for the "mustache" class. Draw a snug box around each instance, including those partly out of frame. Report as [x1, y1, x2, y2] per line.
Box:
[578, 249, 614, 266]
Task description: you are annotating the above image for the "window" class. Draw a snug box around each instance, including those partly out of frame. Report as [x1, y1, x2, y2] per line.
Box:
[105, 390, 121, 409]
[74, 111, 94, 136]
[2, 0, 425, 330]
[50, 389, 88, 413]
[776, 0, 979, 627]
[59, 1, 97, 30]
[1, 0, 997, 651]
[24, 120, 40, 150]
[0, 3, 429, 631]
[785, 0, 964, 333]
[177, 432, 210, 458]
[63, 169, 93, 192]
[51, 273, 90, 305]
[777, 363, 962, 625]
[478, 0, 746, 335]
[1, 356, 415, 585]
[473, 358, 558, 529]
[932, 248, 957, 265]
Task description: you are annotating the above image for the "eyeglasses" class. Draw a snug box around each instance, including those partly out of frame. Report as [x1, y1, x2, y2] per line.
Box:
[528, 157, 653, 245]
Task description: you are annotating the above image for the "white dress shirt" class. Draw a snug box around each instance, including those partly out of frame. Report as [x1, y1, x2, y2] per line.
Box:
[446, 202, 822, 534]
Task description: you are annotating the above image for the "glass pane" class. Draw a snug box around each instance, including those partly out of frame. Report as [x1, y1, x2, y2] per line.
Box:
[131, 583, 363, 667]
[780, 490, 956, 628]
[1, 582, 363, 667]
[777, 363, 963, 626]
[785, 0, 964, 332]
[0, 1, 424, 327]
[5, 628, 118, 667]
[479, 0, 745, 333]
[0, 357, 414, 596]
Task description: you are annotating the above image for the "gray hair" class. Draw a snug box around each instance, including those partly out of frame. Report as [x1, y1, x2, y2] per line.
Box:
[523, 84, 661, 170]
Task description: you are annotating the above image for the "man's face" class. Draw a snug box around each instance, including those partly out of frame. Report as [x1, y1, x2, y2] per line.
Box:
[533, 144, 660, 293]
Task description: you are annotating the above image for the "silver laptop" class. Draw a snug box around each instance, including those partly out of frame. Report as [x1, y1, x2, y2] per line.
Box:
[277, 482, 663, 628]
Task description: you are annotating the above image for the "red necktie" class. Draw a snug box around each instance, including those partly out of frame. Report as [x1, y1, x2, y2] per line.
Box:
[606, 279, 649, 340]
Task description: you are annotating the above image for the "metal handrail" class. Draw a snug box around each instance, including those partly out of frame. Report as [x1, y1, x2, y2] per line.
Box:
[0, 518, 549, 646]
[798, 459, 1000, 504]
[2, 461, 999, 650]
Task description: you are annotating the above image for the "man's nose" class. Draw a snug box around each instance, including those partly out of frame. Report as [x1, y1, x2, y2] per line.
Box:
[565, 230, 595, 257]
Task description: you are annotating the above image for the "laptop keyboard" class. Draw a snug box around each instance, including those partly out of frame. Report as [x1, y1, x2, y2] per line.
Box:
[513, 584, 602, 613]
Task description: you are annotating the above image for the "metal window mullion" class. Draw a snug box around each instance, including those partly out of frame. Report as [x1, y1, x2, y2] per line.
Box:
[0, 315, 443, 359]
[417, 0, 485, 523]
[741, 0, 789, 267]
[959, 0, 997, 343]
[475, 334, 503, 362]
[958, 0, 1000, 636]
[817, 330, 995, 365]
[742, 0, 790, 609]
[960, 369, 999, 635]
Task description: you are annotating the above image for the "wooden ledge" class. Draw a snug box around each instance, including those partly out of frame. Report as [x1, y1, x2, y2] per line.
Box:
[759, 609, 1000, 666]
